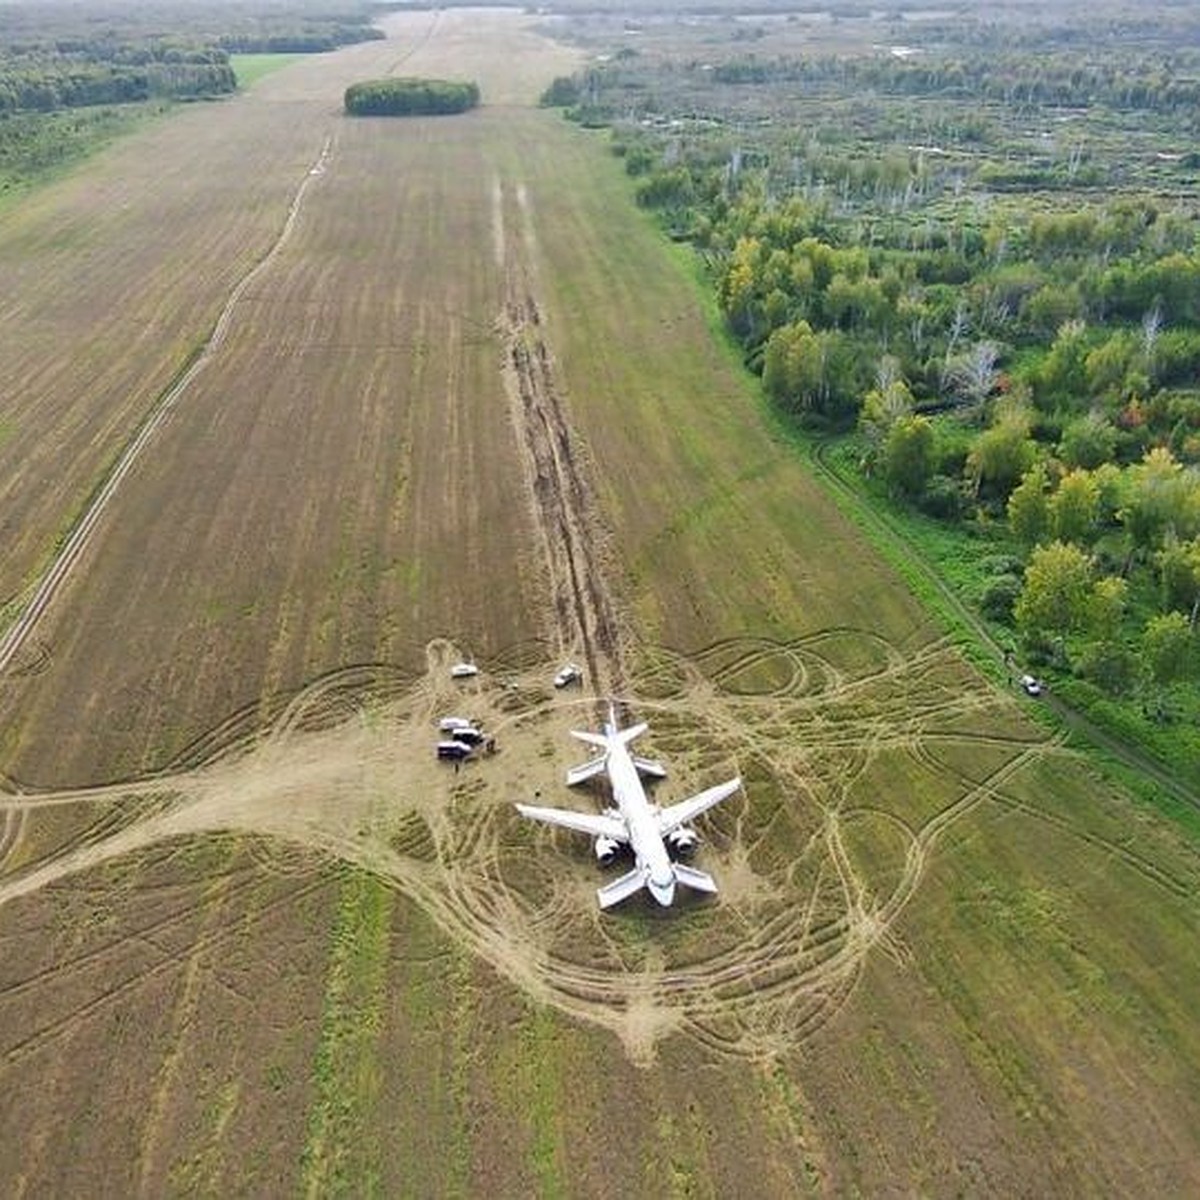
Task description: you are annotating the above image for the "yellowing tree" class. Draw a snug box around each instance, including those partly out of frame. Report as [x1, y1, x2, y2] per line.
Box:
[1050, 469, 1101, 544]
[1008, 464, 1051, 547]
[1015, 540, 1093, 646]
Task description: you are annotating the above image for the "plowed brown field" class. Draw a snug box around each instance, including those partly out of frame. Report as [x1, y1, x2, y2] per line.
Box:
[1, 9, 1198, 1196]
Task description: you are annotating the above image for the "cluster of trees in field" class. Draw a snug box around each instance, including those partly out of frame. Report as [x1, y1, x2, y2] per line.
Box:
[0, 105, 148, 187]
[344, 78, 480, 117]
[216, 22, 383, 55]
[708, 187, 1200, 702]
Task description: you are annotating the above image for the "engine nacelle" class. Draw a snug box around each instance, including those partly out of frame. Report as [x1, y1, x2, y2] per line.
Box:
[594, 835, 620, 866]
[667, 827, 698, 858]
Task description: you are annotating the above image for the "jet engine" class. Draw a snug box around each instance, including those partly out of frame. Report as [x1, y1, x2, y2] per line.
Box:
[594, 835, 620, 865]
[666, 827, 698, 858]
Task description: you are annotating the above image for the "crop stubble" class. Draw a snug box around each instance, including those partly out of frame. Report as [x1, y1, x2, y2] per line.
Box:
[0, 9, 1198, 1196]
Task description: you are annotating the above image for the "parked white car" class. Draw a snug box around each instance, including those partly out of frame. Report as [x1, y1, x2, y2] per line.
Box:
[554, 662, 583, 688]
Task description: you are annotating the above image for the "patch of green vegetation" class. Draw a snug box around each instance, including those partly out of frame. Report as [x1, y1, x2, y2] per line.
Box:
[490, 1004, 565, 1195]
[0, 104, 166, 208]
[300, 868, 394, 1197]
[230, 54, 302, 89]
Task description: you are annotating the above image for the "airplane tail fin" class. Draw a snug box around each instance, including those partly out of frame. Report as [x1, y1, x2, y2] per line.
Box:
[597, 867, 646, 909]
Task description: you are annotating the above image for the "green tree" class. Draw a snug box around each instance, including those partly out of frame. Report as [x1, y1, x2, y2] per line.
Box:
[1050, 469, 1101, 544]
[858, 361, 913, 450]
[1156, 535, 1200, 620]
[1014, 540, 1093, 650]
[1087, 575, 1127, 642]
[1008, 464, 1050, 547]
[1142, 611, 1194, 688]
[1035, 318, 1089, 406]
[882, 415, 935, 498]
[1121, 447, 1200, 552]
[1077, 640, 1138, 696]
[763, 320, 826, 412]
[1058, 413, 1117, 470]
[968, 410, 1036, 500]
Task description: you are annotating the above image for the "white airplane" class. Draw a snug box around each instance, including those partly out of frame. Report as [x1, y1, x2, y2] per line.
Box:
[516, 705, 741, 909]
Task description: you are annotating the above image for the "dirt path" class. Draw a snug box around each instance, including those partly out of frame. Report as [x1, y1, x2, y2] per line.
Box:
[494, 177, 628, 705]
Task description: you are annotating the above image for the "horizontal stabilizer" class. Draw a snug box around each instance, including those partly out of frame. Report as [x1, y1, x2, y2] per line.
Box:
[632, 756, 667, 780]
[570, 729, 609, 750]
[673, 863, 718, 895]
[515, 803, 626, 843]
[597, 867, 646, 909]
[566, 756, 607, 787]
[657, 777, 742, 836]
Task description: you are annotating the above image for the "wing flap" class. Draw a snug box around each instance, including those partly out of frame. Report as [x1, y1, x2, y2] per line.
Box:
[515, 803, 626, 842]
[569, 729, 609, 750]
[656, 777, 742, 836]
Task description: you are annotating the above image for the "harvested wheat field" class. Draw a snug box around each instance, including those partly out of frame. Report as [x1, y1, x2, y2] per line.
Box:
[0, 9, 1198, 1195]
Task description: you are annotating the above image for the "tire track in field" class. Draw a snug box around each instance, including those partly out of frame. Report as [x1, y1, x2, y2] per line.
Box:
[2, 630, 1173, 1066]
[494, 176, 628, 703]
[0, 135, 335, 683]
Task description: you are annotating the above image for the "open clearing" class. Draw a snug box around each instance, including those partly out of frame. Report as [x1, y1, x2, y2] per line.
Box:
[0, 9, 1198, 1195]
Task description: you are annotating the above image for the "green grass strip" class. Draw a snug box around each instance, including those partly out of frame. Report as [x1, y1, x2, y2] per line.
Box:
[300, 869, 394, 1198]
[230, 54, 303, 89]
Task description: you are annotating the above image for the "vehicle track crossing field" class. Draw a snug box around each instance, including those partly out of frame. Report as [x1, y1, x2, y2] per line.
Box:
[0, 630, 1152, 1068]
[0, 8, 1198, 1195]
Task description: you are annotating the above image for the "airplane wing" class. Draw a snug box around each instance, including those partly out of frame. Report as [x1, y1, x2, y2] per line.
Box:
[656, 777, 742, 836]
[566, 756, 607, 787]
[515, 803, 627, 843]
[597, 866, 647, 909]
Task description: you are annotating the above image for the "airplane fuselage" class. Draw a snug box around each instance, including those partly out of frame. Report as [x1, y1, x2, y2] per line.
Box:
[607, 735, 676, 905]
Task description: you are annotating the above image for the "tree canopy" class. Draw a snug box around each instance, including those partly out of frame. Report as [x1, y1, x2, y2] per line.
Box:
[344, 78, 480, 117]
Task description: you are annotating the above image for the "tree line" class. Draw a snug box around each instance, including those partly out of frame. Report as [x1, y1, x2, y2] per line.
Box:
[0, 3, 384, 115]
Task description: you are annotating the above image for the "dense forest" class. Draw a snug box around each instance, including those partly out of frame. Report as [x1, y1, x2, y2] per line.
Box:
[344, 77, 481, 117]
[0, 0, 383, 196]
[541, 0, 1200, 782]
[0, 0, 382, 115]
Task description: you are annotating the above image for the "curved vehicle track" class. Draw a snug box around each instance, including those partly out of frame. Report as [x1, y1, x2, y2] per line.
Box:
[4, 631, 1181, 1066]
